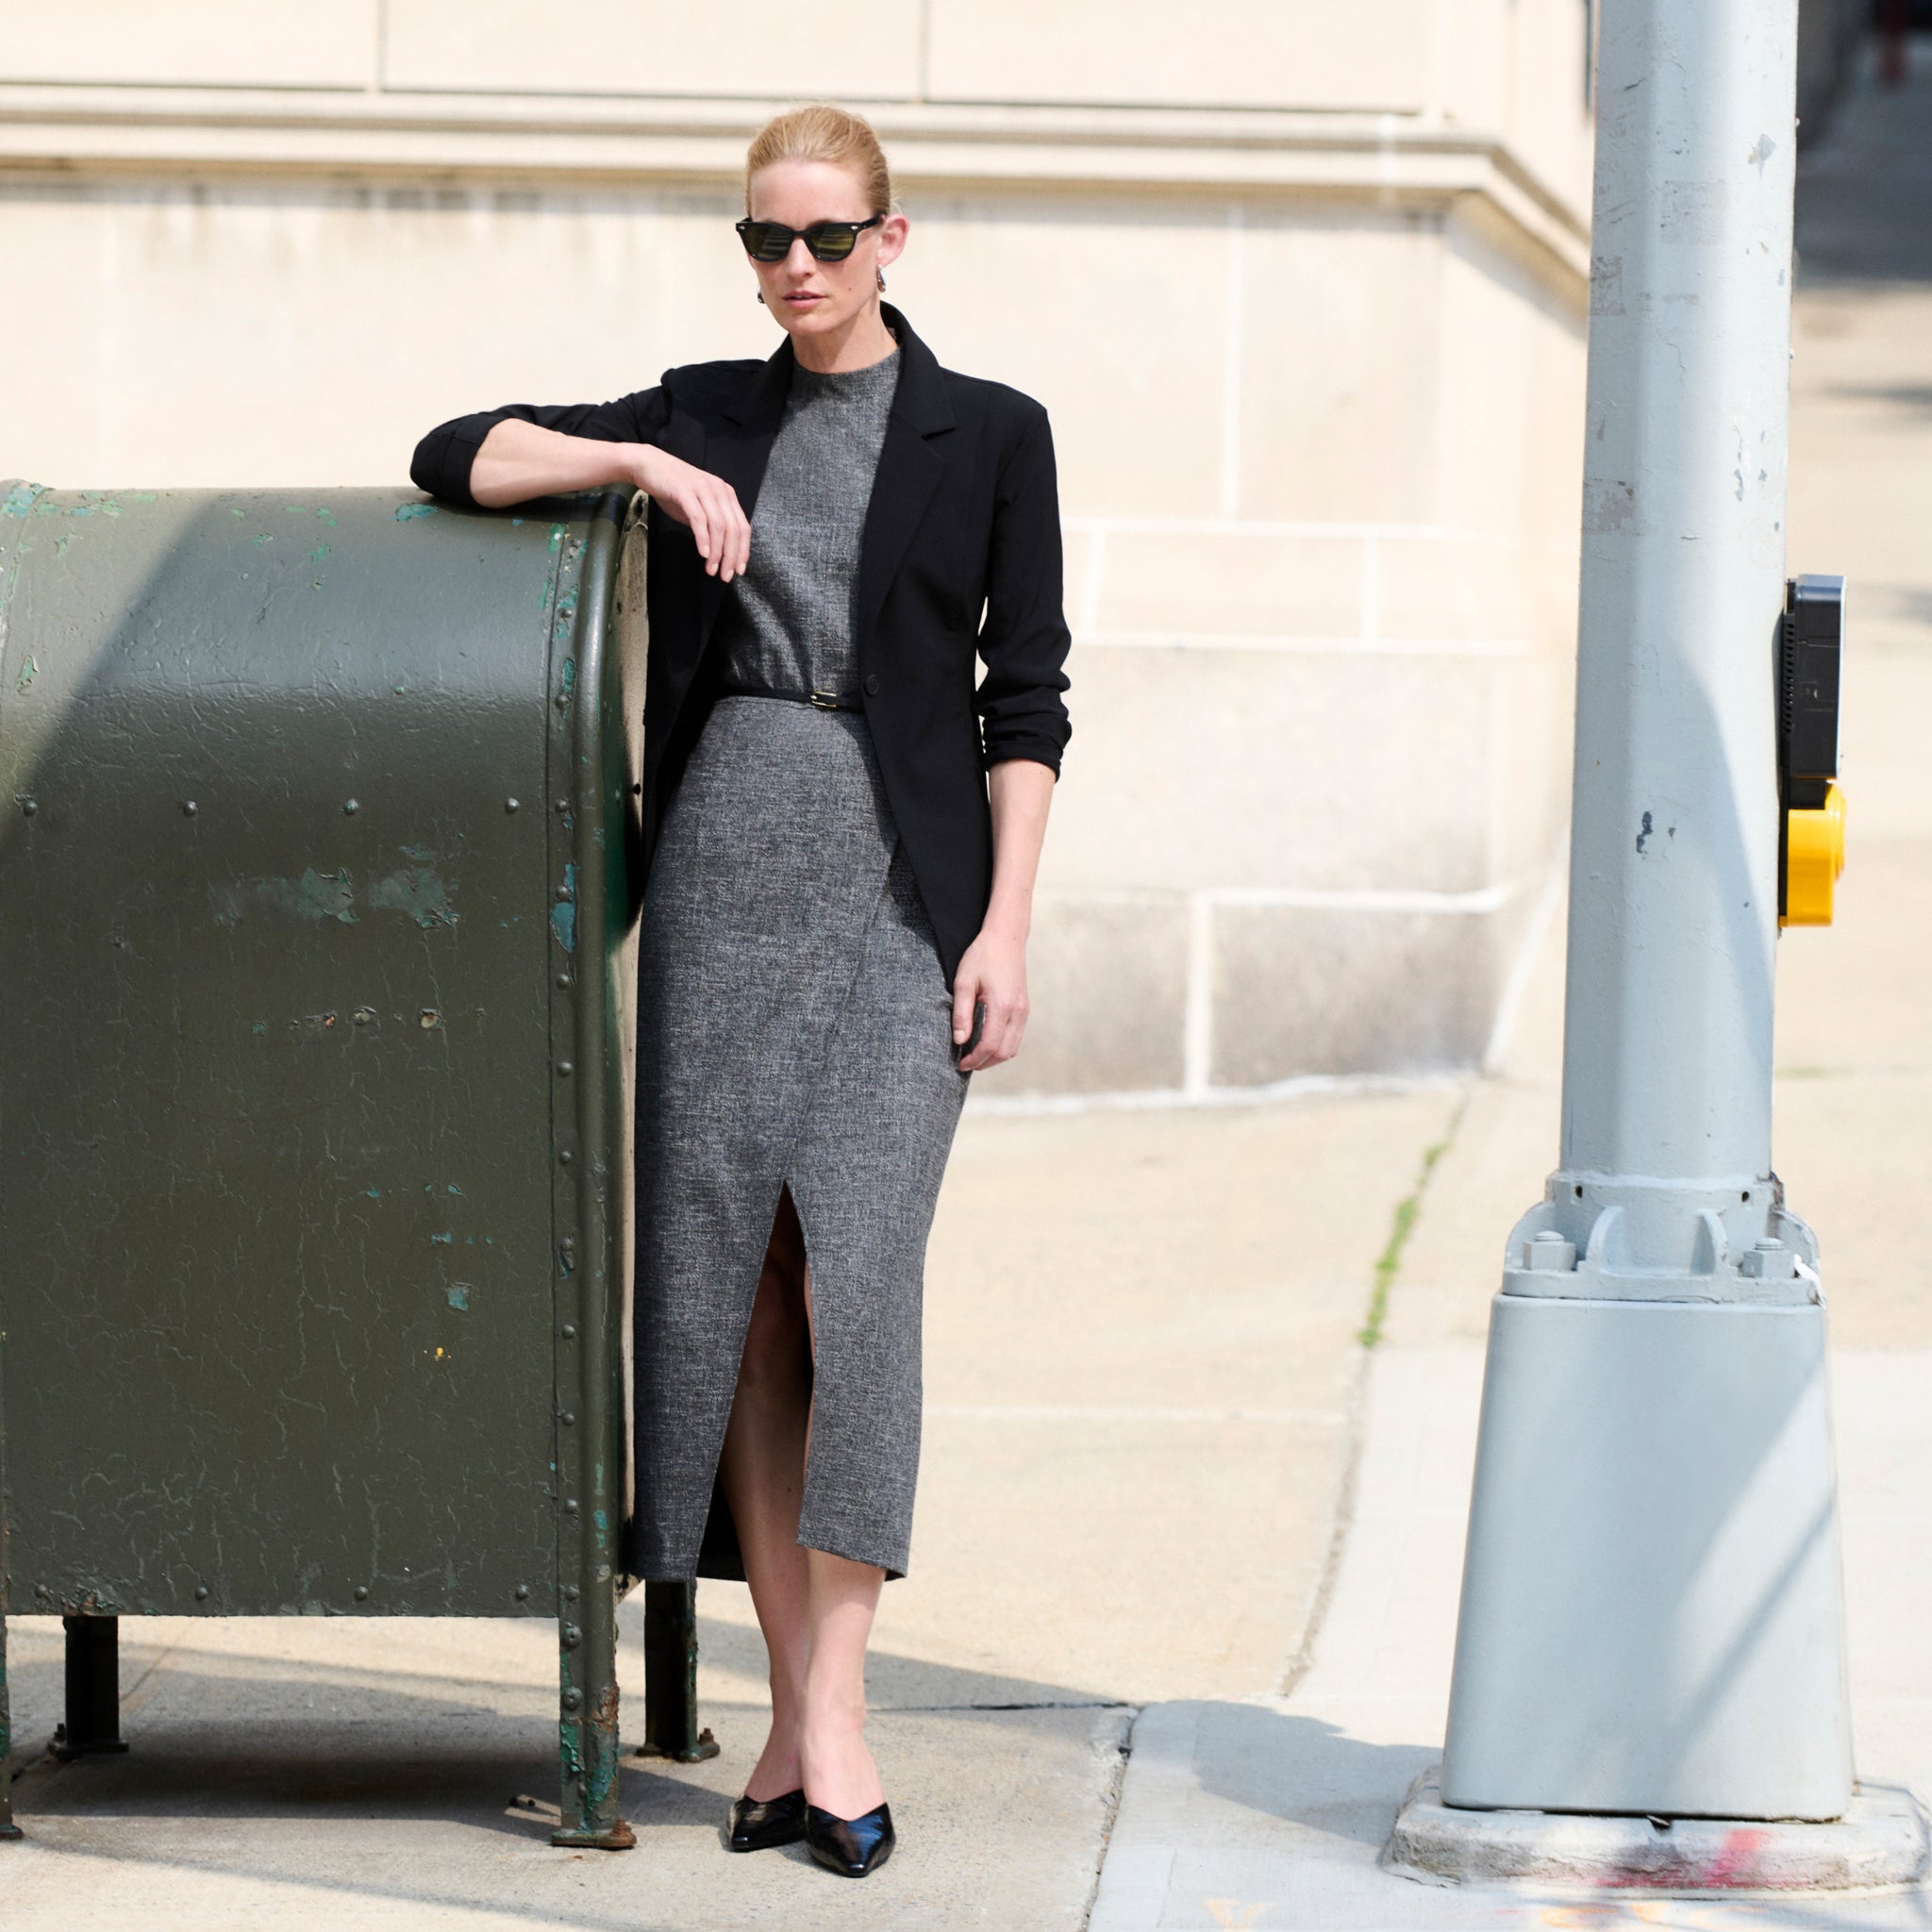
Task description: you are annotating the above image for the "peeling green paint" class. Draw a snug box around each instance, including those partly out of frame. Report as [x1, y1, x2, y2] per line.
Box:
[370, 856, 458, 929]
[550, 860, 578, 954]
[209, 867, 358, 925]
[1, 482, 47, 518]
[431, 1231, 453, 1245]
[311, 542, 329, 562]
[447, 1285, 471, 1312]
[316, 507, 337, 525]
[14, 655, 36, 694]
[548, 525, 565, 554]
[252, 533, 272, 548]
[394, 503, 438, 522]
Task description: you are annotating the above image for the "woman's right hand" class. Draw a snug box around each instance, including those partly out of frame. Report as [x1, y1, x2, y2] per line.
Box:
[635, 446, 751, 582]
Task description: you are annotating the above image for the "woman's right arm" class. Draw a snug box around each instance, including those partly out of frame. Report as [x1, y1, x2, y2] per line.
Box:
[409, 388, 750, 581]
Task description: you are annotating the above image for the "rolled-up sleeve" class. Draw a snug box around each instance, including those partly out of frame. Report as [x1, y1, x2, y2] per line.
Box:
[408, 383, 673, 507]
[976, 403, 1073, 776]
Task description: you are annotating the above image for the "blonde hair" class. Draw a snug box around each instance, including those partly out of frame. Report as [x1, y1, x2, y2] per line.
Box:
[744, 103, 894, 217]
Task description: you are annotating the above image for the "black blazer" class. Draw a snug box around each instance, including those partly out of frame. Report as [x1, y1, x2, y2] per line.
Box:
[408, 303, 1072, 983]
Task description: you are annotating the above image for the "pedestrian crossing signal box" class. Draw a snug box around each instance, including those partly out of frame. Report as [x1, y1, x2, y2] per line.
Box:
[1778, 574, 1846, 927]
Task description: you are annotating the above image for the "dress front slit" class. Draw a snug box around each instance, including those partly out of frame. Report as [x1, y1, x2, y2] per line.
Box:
[626, 343, 969, 1584]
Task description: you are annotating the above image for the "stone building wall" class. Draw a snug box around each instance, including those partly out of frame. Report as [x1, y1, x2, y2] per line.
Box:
[0, 0, 1596, 1099]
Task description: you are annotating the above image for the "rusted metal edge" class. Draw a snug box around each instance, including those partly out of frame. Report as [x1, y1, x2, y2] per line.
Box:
[550, 489, 636, 1851]
[0, 1321, 20, 1840]
[1, 487, 25, 1838]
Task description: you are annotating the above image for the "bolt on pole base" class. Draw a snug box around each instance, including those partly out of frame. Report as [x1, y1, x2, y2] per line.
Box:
[1385, 1767, 1931, 1892]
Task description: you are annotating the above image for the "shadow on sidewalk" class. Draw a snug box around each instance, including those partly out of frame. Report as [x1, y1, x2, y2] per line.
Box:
[1175, 1701, 1438, 1849]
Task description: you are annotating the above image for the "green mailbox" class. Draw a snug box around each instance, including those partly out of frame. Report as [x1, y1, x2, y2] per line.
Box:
[0, 480, 700, 1848]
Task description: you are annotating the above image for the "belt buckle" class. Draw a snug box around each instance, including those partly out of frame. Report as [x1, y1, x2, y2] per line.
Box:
[809, 690, 840, 711]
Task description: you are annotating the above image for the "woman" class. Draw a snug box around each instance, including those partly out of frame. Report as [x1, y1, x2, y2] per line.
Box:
[410, 105, 1071, 1878]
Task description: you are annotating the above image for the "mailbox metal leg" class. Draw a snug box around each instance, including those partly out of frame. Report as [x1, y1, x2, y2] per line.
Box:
[552, 1595, 635, 1852]
[0, 1611, 21, 1840]
[52, 1614, 128, 1759]
[636, 1581, 717, 1763]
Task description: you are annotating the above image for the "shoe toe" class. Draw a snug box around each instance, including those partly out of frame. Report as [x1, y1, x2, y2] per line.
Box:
[805, 1801, 895, 1876]
[727, 1788, 807, 1852]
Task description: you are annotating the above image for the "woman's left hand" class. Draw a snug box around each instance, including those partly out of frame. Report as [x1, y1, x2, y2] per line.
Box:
[952, 924, 1029, 1073]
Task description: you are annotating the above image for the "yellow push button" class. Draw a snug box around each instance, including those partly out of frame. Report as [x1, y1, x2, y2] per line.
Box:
[1783, 783, 1846, 926]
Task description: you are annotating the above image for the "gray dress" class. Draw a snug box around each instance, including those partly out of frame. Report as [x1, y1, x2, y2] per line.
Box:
[629, 348, 969, 1582]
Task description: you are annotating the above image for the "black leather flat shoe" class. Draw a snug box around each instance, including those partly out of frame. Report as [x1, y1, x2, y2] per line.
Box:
[805, 1800, 895, 1877]
[727, 1788, 807, 1852]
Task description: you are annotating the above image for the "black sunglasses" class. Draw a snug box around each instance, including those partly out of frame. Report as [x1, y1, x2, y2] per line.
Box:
[736, 213, 885, 263]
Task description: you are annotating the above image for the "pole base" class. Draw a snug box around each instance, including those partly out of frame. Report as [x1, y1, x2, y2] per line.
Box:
[632, 1725, 719, 1764]
[1443, 1292, 1853, 1817]
[48, 1723, 129, 1761]
[1385, 1767, 1930, 1892]
[550, 1819, 637, 1852]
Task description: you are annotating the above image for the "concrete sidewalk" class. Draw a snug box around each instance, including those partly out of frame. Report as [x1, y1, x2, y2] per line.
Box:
[1091, 1343, 1932, 1932]
[1090, 38, 1932, 1932]
[2, 1077, 1457, 1929]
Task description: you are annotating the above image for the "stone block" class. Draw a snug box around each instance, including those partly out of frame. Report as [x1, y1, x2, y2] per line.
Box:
[894, 194, 1231, 518]
[0, 3, 378, 88]
[1209, 900, 1504, 1085]
[1236, 211, 1447, 525]
[1042, 642, 1497, 896]
[384, 0, 921, 98]
[926, 0, 1436, 112]
[972, 892, 1189, 1099]
[1089, 527, 1364, 640]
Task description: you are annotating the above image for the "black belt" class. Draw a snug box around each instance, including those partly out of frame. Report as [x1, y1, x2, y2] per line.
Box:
[714, 681, 865, 713]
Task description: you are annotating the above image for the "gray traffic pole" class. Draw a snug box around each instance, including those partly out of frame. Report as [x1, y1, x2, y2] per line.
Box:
[1382, 0, 1930, 1889]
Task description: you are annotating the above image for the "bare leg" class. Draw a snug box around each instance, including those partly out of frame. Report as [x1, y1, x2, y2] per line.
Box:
[719, 1187, 890, 1819]
[799, 1548, 886, 1818]
[716, 1188, 814, 1802]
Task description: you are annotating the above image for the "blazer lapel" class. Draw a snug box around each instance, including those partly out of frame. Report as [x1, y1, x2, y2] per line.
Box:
[695, 335, 793, 649]
[855, 305, 957, 660]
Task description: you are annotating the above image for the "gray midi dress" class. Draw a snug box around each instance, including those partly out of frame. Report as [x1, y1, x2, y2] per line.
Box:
[629, 346, 969, 1582]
